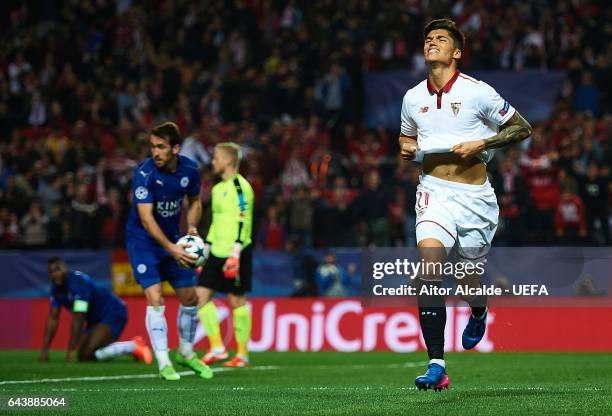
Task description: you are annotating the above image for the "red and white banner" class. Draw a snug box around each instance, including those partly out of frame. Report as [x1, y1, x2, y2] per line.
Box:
[2, 297, 611, 351]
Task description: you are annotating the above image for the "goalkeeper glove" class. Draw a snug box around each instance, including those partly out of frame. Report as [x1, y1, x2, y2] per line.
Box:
[223, 243, 241, 279]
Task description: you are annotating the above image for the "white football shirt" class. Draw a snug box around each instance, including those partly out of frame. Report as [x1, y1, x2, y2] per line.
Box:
[400, 70, 515, 163]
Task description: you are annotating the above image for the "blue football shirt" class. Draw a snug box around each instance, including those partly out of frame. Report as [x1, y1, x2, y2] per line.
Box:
[50, 271, 125, 325]
[125, 155, 201, 244]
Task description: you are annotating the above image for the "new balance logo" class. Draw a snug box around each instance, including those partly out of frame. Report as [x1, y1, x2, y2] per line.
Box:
[419, 106, 429, 113]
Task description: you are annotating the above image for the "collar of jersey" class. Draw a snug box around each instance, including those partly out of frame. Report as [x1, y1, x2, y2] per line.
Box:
[221, 173, 239, 182]
[427, 69, 460, 95]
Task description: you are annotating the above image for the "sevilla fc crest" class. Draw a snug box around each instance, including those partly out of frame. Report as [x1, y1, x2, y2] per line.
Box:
[451, 102, 461, 116]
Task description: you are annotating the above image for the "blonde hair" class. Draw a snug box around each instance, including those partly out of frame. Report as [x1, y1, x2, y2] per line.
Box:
[215, 142, 242, 168]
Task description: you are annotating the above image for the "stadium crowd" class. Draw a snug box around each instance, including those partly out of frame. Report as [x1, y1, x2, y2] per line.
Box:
[0, 0, 610, 250]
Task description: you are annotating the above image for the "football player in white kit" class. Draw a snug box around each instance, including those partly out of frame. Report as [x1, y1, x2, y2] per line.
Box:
[399, 19, 532, 390]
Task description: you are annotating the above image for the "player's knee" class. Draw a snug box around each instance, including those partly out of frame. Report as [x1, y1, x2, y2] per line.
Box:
[196, 287, 213, 307]
[181, 291, 198, 307]
[148, 297, 164, 307]
[228, 293, 246, 309]
[145, 289, 164, 306]
[143, 284, 164, 306]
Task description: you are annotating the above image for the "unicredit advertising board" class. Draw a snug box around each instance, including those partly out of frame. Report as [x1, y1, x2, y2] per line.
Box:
[2, 297, 611, 351]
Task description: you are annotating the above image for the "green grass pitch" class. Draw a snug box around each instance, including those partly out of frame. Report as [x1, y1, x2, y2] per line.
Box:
[0, 351, 610, 415]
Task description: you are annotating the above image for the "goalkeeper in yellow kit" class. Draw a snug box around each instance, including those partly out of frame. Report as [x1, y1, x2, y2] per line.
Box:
[197, 142, 254, 368]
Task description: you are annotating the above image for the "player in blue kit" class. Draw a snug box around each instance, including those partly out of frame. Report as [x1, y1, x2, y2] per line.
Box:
[125, 121, 213, 381]
[40, 257, 152, 364]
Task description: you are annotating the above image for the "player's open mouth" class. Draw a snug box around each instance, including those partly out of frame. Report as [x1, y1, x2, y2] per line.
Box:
[428, 47, 439, 53]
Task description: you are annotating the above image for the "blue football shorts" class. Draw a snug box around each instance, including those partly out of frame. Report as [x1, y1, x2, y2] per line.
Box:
[126, 238, 196, 290]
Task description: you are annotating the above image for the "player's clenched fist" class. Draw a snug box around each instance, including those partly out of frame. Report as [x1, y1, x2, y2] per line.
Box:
[401, 142, 418, 160]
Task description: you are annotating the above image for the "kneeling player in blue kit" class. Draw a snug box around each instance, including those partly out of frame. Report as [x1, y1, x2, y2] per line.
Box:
[40, 257, 152, 364]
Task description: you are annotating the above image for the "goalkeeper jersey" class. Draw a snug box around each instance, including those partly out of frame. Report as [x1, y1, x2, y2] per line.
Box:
[207, 174, 254, 258]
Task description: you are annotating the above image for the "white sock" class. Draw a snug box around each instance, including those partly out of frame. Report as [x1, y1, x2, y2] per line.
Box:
[429, 358, 445, 368]
[146, 305, 171, 369]
[177, 304, 198, 358]
[94, 341, 136, 361]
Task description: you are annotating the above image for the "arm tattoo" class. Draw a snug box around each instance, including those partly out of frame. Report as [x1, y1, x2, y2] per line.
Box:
[484, 112, 533, 150]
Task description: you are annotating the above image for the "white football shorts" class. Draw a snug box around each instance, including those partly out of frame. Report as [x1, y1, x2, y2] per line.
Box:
[415, 174, 499, 260]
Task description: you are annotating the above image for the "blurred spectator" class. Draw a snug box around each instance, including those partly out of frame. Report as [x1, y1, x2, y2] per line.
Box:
[99, 188, 127, 248]
[0, 207, 19, 248]
[520, 129, 560, 243]
[256, 205, 286, 250]
[493, 157, 531, 245]
[288, 236, 319, 297]
[315, 251, 351, 297]
[38, 174, 63, 215]
[179, 133, 210, 168]
[69, 184, 100, 248]
[281, 148, 310, 197]
[555, 189, 587, 245]
[353, 170, 392, 246]
[574, 72, 600, 116]
[314, 63, 352, 126]
[314, 177, 356, 247]
[578, 162, 610, 244]
[0, 1, 609, 251]
[20, 200, 48, 247]
[287, 186, 313, 248]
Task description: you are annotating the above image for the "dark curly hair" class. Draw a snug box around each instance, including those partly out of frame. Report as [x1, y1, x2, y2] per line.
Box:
[151, 121, 182, 147]
[423, 18, 466, 52]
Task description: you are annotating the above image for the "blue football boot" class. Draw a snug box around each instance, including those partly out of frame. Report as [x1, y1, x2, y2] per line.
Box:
[462, 310, 487, 350]
[415, 363, 450, 391]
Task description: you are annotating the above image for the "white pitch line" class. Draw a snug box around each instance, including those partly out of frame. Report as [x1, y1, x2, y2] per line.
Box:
[0, 366, 278, 386]
[32, 386, 612, 393]
[0, 362, 425, 386]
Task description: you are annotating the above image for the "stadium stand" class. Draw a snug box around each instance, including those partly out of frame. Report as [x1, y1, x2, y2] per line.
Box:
[0, 0, 610, 250]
